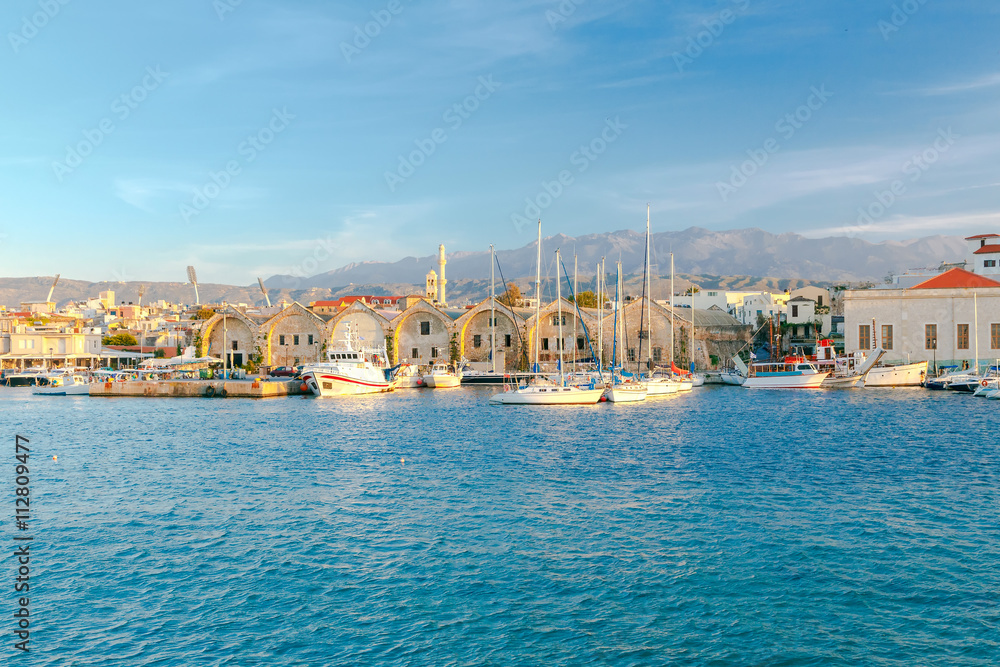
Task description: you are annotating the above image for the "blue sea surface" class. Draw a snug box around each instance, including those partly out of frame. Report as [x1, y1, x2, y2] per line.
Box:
[1, 386, 998, 665]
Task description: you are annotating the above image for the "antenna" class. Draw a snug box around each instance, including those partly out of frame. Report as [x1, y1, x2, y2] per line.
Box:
[46, 274, 60, 303]
[257, 277, 271, 307]
[186, 266, 200, 305]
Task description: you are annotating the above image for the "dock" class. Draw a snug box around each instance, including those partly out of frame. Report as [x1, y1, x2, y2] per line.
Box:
[89, 379, 309, 398]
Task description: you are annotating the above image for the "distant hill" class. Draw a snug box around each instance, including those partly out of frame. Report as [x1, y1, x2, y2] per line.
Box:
[265, 227, 968, 290]
[0, 228, 969, 309]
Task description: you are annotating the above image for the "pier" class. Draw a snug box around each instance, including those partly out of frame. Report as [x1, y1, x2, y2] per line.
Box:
[89, 379, 309, 398]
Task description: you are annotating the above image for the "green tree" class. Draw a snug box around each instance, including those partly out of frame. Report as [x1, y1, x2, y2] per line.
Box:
[194, 308, 215, 320]
[497, 282, 522, 308]
[570, 290, 599, 308]
[102, 333, 138, 346]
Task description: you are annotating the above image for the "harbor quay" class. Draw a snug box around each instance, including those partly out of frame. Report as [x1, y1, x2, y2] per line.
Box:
[88, 378, 308, 398]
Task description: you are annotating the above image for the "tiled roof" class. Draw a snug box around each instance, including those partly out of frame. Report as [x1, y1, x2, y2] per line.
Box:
[965, 234, 1000, 240]
[973, 245, 1000, 255]
[909, 268, 1000, 290]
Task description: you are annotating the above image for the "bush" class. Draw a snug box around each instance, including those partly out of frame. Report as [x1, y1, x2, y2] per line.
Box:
[102, 333, 137, 346]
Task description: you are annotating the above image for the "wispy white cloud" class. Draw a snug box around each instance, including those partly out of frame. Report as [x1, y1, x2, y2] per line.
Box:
[804, 210, 1000, 238]
[910, 72, 1000, 96]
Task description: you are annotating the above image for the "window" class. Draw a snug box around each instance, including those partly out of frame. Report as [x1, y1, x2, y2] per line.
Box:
[279, 335, 285, 345]
[992, 324, 1000, 350]
[859, 324, 871, 350]
[957, 324, 969, 350]
[473, 335, 481, 348]
[504, 334, 512, 348]
[925, 324, 937, 350]
[577, 336, 585, 350]
[653, 347, 662, 362]
[430, 347, 439, 358]
[817, 295, 823, 307]
[231, 340, 238, 351]
[420, 321, 430, 335]
[707, 291, 718, 296]
[881, 325, 893, 350]
[411, 347, 419, 359]
[986, 260, 997, 268]
[308, 334, 314, 345]
[542, 338, 549, 351]
[293, 335, 300, 346]
[551, 315, 566, 326]
[791, 305, 799, 318]
[627, 348, 636, 362]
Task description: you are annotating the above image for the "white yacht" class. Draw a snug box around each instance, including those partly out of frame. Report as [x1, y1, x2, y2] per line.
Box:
[738, 356, 829, 389]
[300, 324, 393, 396]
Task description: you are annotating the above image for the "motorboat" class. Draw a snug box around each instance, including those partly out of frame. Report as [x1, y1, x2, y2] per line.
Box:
[925, 366, 976, 390]
[949, 365, 1000, 393]
[2, 368, 46, 387]
[299, 323, 393, 396]
[423, 363, 462, 388]
[739, 355, 829, 389]
[32, 374, 91, 396]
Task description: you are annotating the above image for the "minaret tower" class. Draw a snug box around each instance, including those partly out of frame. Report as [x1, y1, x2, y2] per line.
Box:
[438, 244, 447, 306]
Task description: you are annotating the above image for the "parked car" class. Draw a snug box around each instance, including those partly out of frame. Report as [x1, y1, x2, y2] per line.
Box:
[269, 366, 297, 377]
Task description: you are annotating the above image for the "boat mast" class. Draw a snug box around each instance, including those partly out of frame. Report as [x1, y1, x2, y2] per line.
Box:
[670, 252, 675, 370]
[690, 284, 695, 373]
[557, 248, 565, 386]
[490, 244, 496, 374]
[597, 259, 603, 374]
[573, 254, 578, 375]
[645, 204, 652, 373]
[534, 219, 542, 373]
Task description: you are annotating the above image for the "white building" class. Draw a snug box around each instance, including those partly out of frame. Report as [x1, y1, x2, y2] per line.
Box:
[0, 326, 104, 370]
[843, 267, 1000, 371]
[967, 233, 1000, 277]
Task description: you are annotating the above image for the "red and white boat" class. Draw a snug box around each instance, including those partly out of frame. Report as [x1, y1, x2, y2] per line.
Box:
[300, 324, 393, 396]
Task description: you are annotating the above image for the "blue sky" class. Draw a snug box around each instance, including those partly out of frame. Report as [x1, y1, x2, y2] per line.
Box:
[2, 0, 999, 284]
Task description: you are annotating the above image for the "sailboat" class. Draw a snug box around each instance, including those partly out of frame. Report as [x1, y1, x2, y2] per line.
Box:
[604, 260, 647, 403]
[637, 205, 680, 397]
[490, 224, 604, 406]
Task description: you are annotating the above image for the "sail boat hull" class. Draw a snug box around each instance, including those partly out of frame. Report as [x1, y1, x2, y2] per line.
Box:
[490, 386, 604, 405]
[604, 384, 648, 402]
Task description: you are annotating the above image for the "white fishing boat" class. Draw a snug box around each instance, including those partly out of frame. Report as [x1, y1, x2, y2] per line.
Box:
[423, 363, 462, 388]
[299, 323, 393, 396]
[32, 374, 91, 396]
[490, 230, 604, 406]
[738, 355, 829, 389]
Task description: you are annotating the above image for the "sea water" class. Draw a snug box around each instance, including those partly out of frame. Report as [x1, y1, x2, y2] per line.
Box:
[1, 386, 998, 665]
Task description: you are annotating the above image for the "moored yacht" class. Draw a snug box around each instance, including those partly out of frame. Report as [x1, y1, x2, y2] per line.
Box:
[741, 356, 829, 389]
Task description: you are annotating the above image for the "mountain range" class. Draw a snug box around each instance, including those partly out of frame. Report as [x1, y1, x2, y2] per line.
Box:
[0, 228, 970, 309]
